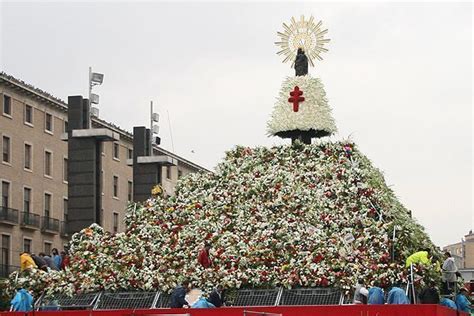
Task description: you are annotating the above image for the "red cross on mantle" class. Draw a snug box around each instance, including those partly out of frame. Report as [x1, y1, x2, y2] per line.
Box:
[288, 86, 305, 112]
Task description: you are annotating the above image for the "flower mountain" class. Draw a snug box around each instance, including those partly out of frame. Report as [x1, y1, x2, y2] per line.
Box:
[9, 141, 438, 297]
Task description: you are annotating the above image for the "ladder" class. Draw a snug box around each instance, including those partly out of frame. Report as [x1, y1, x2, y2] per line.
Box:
[405, 263, 417, 304]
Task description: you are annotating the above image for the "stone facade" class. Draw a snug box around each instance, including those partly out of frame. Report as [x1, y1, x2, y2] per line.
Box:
[443, 230, 474, 269]
[0, 73, 207, 275]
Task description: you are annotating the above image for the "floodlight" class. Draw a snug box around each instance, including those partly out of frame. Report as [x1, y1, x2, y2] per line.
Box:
[152, 113, 160, 122]
[90, 93, 100, 104]
[154, 136, 161, 145]
[91, 72, 104, 85]
[152, 125, 160, 134]
[91, 107, 100, 117]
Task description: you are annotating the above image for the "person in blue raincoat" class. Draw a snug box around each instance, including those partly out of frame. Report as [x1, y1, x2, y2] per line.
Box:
[368, 281, 385, 305]
[455, 287, 472, 313]
[11, 288, 33, 312]
[191, 297, 215, 308]
[387, 282, 410, 304]
[440, 297, 457, 310]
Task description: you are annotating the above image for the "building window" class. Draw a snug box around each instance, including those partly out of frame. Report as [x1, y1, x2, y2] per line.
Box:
[178, 170, 183, 178]
[128, 181, 133, 201]
[166, 166, 171, 179]
[63, 158, 68, 182]
[1, 181, 9, 208]
[44, 151, 52, 177]
[45, 113, 53, 133]
[113, 212, 119, 233]
[3, 95, 11, 116]
[24, 104, 33, 124]
[127, 149, 133, 160]
[113, 176, 119, 198]
[23, 238, 32, 253]
[63, 120, 68, 133]
[24, 143, 32, 170]
[44, 193, 51, 218]
[44, 242, 52, 255]
[63, 198, 68, 222]
[23, 188, 31, 213]
[2, 136, 10, 163]
[1, 235, 10, 268]
[113, 143, 119, 160]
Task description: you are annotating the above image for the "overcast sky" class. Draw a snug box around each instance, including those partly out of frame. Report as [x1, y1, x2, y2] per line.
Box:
[1, 1, 472, 247]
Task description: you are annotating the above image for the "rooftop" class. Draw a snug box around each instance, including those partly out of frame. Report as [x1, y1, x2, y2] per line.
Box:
[0, 71, 210, 173]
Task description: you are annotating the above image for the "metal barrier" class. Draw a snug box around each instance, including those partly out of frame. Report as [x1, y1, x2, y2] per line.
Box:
[154, 292, 171, 308]
[279, 288, 343, 306]
[31, 287, 344, 311]
[232, 288, 281, 306]
[94, 291, 158, 310]
[36, 292, 100, 310]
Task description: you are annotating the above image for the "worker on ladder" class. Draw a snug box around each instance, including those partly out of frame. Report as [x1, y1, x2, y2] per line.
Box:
[405, 248, 432, 268]
[405, 248, 433, 304]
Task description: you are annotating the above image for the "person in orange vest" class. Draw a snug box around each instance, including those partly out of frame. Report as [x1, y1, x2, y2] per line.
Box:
[198, 242, 212, 268]
[20, 252, 37, 272]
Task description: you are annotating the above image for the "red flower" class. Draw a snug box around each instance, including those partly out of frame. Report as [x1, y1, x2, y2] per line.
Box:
[380, 253, 390, 263]
[313, 254, 324, 263]
[320, 277, 329, 287]
[368, 208, 377, 217]
[216, 248, 224, 257]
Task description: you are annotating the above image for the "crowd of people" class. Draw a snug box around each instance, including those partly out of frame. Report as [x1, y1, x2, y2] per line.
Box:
[168, 243, 472, 312]
[10, 242, 473, 313]
[10, 249, 71, 311]
[169, 281, 225, 309]
[352, 249, 472, 314]
[19, 249, 70, 273]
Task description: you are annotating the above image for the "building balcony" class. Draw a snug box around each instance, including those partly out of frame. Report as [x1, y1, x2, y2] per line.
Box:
[0, 207, 19, 225]
[0, 264, 19, 278]
[60, 221, 69, 238]
[41, 216, 60, 234]
[20, 211, 41, 229]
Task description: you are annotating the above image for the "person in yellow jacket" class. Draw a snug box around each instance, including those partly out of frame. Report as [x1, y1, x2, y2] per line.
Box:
[405, 249, 432, 267]
[20, 252, 37, 272]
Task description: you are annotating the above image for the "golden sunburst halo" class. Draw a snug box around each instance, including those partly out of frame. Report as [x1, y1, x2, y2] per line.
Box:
[275, 15, 330, 67]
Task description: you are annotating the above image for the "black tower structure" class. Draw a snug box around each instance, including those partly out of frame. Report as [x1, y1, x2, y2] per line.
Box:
[132, 126, 177, 202]
[65, 96, 119, 234]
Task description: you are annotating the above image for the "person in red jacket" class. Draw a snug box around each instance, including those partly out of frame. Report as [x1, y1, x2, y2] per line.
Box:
[198, 242, 212, 268]
[60, 250, 70, 270]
